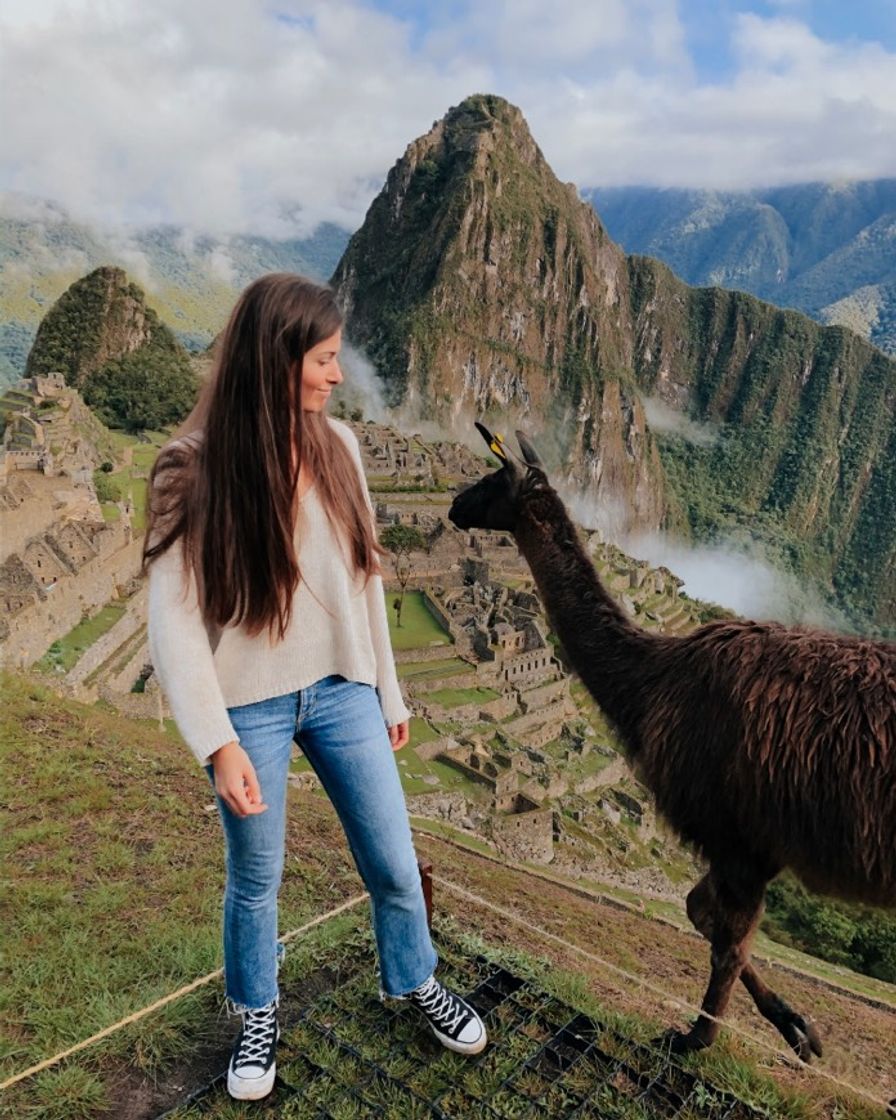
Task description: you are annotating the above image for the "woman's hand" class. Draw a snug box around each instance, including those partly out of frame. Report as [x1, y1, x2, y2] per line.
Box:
[210, 741, 268, 817]
[388, 721, 410, 752]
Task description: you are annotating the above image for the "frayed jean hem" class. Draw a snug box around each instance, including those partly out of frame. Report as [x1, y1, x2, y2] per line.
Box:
[378, 949, 438, 1001]
[224, 992, 279, 1017]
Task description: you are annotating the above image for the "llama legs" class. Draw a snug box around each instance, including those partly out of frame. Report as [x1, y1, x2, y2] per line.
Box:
[666, 866, 765, 1052]
[681, 872, 822, 1060]
[739, 956, 823, 1060]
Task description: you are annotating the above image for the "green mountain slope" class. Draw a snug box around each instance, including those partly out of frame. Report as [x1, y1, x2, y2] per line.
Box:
[630, 259, 896, 629]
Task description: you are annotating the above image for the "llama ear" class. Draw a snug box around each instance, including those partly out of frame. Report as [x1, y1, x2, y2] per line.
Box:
[475, 421, 509, 462]
[515, 430, 543, 469]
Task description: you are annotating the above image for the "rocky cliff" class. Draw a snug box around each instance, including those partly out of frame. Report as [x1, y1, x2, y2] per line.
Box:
[332, 94, 671, 534]
[332, 95, 895, 629]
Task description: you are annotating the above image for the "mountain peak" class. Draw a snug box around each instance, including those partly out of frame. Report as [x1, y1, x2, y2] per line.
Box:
[25, 266, 170, 388]
[332, 95, 621, 409]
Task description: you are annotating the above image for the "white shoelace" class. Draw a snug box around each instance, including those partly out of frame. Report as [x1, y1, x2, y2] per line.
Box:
[413, 977, 467, 1033]
[235, 1007, 277, 1068]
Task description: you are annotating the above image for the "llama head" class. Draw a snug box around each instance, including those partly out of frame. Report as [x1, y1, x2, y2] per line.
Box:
[448, 423, 549, 533]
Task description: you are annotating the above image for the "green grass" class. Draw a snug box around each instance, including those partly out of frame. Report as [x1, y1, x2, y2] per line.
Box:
[395, 730, 486, 796]
[130, 443, 163, 470]
[568, 746, 618, 779]
[0, 671, 373, 1119]
[293, 717, 484, 798]
[386, 590, 451, 651]
[107, 469, 148, 530]
[106, 428, 170, 454]
[82, 623, 147, 689]
[410, 818, 497, 856]
[159, 913, 885, 1118]
[34, 604, 127, 673]
[396, 657, 472, 681]
[0, 675, 223, 1085]
[96, 429, 169, 532]
[425, 685, 501, 708]
[1, 671, 887, 1119]
[407, 715, 438, 750]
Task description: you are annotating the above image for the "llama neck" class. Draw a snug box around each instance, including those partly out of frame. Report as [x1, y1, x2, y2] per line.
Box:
[513, 489, 654, 739]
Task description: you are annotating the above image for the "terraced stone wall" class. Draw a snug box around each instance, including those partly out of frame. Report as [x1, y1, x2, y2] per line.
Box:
[0, 531, 142, 668]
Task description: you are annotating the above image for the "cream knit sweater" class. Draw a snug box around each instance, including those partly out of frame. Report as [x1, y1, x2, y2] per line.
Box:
[147, 419, 410, 767]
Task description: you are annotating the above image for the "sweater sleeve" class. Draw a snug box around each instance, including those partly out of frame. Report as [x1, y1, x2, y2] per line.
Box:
[147, 540, 240, 767]
[333, 420, 411, 727]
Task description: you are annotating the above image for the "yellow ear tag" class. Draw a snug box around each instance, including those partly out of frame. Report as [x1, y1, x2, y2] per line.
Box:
[489, 436, 507, 460]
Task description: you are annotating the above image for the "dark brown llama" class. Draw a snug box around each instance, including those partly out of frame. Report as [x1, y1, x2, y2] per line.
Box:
[449, 424, 896, 1061]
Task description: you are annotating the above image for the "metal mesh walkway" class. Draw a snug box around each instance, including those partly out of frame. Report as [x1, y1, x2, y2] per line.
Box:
[161, 927, 773, 1119]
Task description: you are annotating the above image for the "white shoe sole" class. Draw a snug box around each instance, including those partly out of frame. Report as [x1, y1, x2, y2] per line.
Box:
[227, 1063, 277, 1100]
[431, 1026, 488, 1055]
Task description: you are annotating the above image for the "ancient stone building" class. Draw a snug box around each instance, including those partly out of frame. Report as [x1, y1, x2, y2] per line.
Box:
[491, 793, 553, 863]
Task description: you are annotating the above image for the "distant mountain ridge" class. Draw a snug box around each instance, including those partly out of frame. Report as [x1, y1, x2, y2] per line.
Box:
[0, 197, 349, 386]
[584, 181, 896, 356]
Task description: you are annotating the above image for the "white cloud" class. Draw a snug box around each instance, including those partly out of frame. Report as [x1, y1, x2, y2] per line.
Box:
[0, 0, 486, 235]
[1, 2, 894, 236]
[206, 246, 237, 286]
[333, 342, 389, 422]
[641, 396, 718, 446]
[108, 242, 155, 291]
[621, 530, 848, 628]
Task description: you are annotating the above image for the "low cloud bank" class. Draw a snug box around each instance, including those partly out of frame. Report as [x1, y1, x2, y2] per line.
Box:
[641, 396, 718, 447]
[333, 344, 389, 425]
[623, 530, 845, 628]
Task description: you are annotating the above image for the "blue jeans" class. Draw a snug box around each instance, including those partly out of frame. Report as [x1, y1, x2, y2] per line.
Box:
[204, 675, 437, 1010]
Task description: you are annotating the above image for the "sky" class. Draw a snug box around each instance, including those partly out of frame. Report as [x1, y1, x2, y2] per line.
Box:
[1, 0, 895, 237]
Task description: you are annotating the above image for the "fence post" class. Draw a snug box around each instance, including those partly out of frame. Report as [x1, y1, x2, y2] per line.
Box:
[417, 858, 433, 928]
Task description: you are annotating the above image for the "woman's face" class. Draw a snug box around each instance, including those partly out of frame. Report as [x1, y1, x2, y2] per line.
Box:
[300, 329, 343, 411]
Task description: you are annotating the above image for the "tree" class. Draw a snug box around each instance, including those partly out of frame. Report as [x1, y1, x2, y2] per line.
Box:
[380, 523, 426, 628]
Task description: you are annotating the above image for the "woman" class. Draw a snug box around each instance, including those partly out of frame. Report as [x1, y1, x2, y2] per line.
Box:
[144, 273, 486, 1102]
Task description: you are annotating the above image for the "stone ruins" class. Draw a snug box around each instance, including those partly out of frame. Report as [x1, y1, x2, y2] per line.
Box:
[0, 374, 143, 667]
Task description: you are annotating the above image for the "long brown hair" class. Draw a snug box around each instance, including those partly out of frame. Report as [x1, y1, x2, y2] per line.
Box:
[143, 273, 382, 639]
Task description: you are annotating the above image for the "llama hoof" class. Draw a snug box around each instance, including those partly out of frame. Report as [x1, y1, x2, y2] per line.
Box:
[651, 1027, 710, 1056]
[780, 1013, 823, 1062]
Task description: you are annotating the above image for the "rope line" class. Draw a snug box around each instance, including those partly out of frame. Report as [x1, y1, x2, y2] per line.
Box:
[0, 892, 369, 1093]
[434, 874, 894, 1114]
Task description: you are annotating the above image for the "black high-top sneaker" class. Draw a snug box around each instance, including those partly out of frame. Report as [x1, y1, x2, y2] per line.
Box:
[227, 996, 280, 1100]
[408, 975, 487, 1054]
